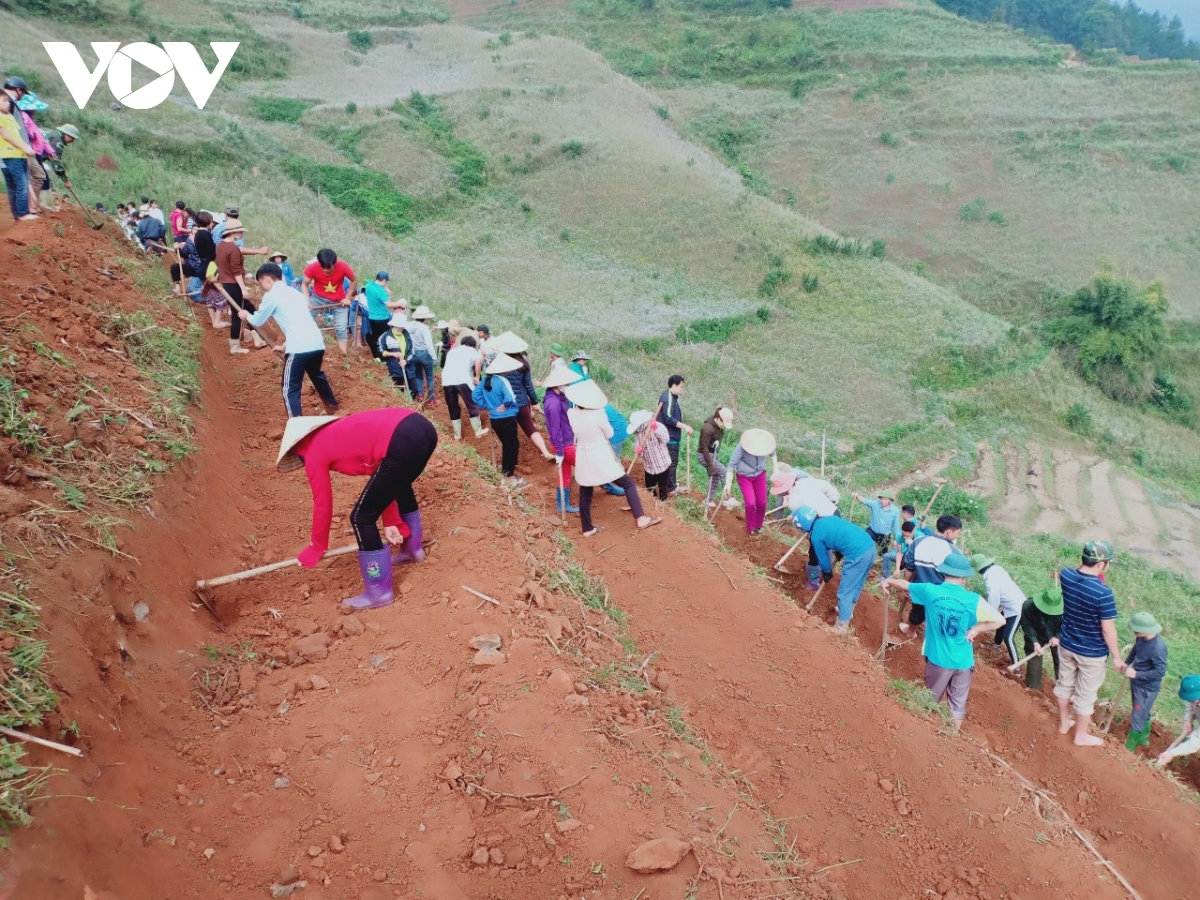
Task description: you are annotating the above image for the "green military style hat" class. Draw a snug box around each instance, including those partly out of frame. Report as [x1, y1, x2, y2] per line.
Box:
[1083, 540, 1116, 563]
[1032, 586, 1063, 616]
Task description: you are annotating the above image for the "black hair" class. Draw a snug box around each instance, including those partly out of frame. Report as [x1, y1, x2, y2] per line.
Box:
[483, 373, 494, 390]
[175, 200, 185, 209]
[667, 374, 685, 388]
[902, 521, 915, 533]
[936, 514, 963, 533]
[460, 335, 477, 348]
[902, 504, 916, 516]
[195, 210, 213, 227]
[317, 248, 337, 268]
[477, 324, 490, 334]
[140, 196, 149, 204]
[185, 207, 195, 217]
[256, 262, 283, 281]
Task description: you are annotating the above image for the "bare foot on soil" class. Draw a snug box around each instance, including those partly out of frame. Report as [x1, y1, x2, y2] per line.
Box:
[1058, 719, 1076, 734]
[1074, 733, 1105, 747]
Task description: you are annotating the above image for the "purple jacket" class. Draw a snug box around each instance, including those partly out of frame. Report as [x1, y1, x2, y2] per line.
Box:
[544, 389, 574, 452]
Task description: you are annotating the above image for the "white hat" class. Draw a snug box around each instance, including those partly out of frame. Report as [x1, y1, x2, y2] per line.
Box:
[490, 330, 528, 355]
[543, 367, 582, 389]
[411, 305, 435, 320]
[628, 410, 653, 431]
[436, 320, 449, 329]
[486, 352, 523, 375]
[277, 416, 339, 472]
[564, 379, 608, 410]
[718, 407, 734, 428]
[740, 428, 776, 457]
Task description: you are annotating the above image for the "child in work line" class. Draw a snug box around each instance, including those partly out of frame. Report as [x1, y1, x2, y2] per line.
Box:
[852, 490, 901, 553]
[1155, 675, 1200, 767]
[971, 554, 1026, 666]
[1019, 581, 1063, 692]
[698, 408, 735, 508]
[629, 409, 671, 501]
[1123, 611, 1168, 752]
[881, 520, 917, 580]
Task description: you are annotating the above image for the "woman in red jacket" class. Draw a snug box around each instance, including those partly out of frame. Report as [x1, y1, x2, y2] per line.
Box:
[277, 408, 437, 609]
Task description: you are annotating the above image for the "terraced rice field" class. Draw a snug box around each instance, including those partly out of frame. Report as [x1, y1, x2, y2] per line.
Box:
[968, 441, 1200, 580]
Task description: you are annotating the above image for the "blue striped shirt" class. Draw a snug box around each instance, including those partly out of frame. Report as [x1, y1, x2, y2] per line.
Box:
[1058, 567, 1117, 658]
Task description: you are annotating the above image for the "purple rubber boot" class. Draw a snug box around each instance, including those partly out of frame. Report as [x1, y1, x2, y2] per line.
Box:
[342, 549, 395, 610]
[806, 565, 822, 591]
[391, 511, 426, 565]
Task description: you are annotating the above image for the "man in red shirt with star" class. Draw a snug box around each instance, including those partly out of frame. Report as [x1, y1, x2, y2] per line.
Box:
[302, 247, 357, 356]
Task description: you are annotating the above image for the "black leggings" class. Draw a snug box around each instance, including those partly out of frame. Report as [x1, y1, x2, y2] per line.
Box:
[492, 416, 520, 476]
[516, 403, 538, 438]
[367, 318, 391, 360]
[223, 283, 255, 340]
[580, 474, 644, 532]
[350, 415, 438, 551]
[443, 384, 479, 421]
[170, 262, 198, 284]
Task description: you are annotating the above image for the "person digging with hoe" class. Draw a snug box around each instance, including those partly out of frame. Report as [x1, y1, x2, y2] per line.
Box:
[1155, 675, 1200, 767]
[792, 505, 876, 632]
[240, 263, 339, 418]
[1019, 579, 1063, 692]
[277, 409, 437, 610]
[1055, 540, 1125, 747]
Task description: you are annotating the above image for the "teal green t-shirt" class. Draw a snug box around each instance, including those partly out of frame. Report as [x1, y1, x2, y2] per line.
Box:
[909, 582, 1001, 670]
[364, 281, 391, 320]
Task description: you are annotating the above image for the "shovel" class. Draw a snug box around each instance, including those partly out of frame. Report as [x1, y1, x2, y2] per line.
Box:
[65, 183, 104, 230]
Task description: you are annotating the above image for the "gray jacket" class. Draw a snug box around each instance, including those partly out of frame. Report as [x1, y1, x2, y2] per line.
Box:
[728, 443, 768, 478]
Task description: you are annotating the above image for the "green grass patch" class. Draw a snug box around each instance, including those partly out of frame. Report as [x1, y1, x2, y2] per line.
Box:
[392, 92, 488, 196]
[676, 307, 768, 343]
[250, 97, 316, 124]
[281, 155, 415, 235]
[887, 678, 956, 728]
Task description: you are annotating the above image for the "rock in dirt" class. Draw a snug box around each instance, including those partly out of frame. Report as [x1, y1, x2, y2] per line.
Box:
[441, 760, 464, 782]
[473, 650, 506, 667]
[471, 847, 489, 866]
[309, 674, 330, 690]
[238, 665, 257, 693]
[626, 838, 692, 873]
[292, 633, 330, 662]
[278, 864, 300, 885]
[469, 634, 502, 652]
[543, 668, 575, 697]
[555, 818, 583, 834]
[291, 619, 319, 637]
[329, 835, 344, 854]
[340, 615, 365, 637]
[267, 748, 287, 767]
[270, 883, 306, 898]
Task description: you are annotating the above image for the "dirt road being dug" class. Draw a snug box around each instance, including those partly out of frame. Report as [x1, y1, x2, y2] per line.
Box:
[3, 217, 1197, 900]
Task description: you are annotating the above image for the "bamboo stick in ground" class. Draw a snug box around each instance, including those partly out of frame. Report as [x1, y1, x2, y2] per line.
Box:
[0, 725, 83, 757]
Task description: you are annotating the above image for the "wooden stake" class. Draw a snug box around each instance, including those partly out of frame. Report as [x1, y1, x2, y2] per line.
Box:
[821, 430, 826, 477]
[0, 725, 83, 757]
[685, 431, 692, 493]
[1006, 649, 1041, 672]
[804, 579, 827, 613]
[774, 534, 808, 573]
[921, 477, 949, 521]
[196, 544, 358, 590]
[462, 585, 500, 606]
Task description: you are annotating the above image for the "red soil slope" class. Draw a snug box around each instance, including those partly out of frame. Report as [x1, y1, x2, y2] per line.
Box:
[1, 215, 1194, 900]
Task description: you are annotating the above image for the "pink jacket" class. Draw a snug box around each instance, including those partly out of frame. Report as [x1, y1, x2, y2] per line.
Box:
[22, 113, 50, 158]
[293, 408, 413, 566]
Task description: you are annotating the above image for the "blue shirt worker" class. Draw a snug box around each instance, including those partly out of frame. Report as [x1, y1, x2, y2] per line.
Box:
[853, 490, 902, 550]
[1055, 540, 1124, 747]
[242, 263, 339, 418]
[882, 553, 1004, 729]
[792, 506, 877, 632]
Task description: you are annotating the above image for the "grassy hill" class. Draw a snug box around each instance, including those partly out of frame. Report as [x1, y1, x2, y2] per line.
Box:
[4, 1, 1200, 525]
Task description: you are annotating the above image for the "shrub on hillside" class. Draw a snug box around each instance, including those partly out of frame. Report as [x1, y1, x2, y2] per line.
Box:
[561, 140, 584, 158]
[758, 268, 791, 297]
[281, 155, 414, 235]
[959, 198, 987, 223]
[1062, 401, 1093, 435]
[250, 97, 313, 124]
[898, 483, 988, 525]
[348, 30, 374, 52]
[1044, 273, 1170, 404]
[7, 0, 108, 22]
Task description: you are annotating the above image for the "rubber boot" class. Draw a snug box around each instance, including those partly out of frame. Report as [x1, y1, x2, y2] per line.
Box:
[834, 619, 850, 633]
[40, 190, 60, 211]
[806, 565, 821, 591]
[601, 482, 626, 497]
[452, 418, 463, 441]
[556, 487, 579, 514]
[342, 549, 395, 610]
[470, 416, 489, 437]
[229, 339, 249, 356]
[1024, 655, 1044, 692]
[1125, 723, 1150, 751]
[391, 511, 426, 565]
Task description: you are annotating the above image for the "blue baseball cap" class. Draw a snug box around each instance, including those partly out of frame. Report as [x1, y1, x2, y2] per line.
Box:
[376, 271, 389, 281]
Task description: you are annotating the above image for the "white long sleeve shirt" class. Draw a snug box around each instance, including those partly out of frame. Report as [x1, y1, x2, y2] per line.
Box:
[249, 282, 326, 354]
